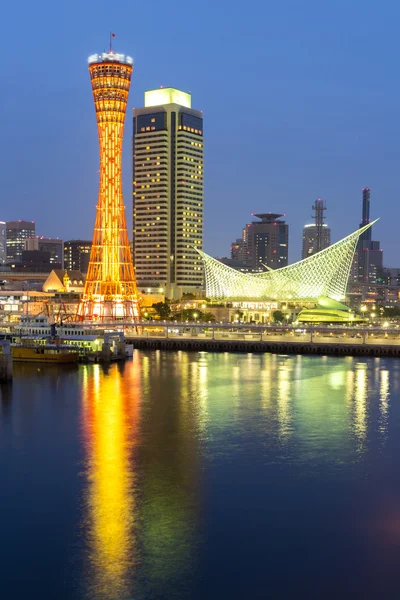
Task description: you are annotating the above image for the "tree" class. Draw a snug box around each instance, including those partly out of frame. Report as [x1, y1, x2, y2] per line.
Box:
[202, 312, 216, 322]
[152, 301, 171, 320]
[172, 308, 215, 322]
[272, 310, 285, 323]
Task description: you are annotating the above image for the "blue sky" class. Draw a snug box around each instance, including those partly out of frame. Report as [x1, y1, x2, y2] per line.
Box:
[1, 0, 399, 263]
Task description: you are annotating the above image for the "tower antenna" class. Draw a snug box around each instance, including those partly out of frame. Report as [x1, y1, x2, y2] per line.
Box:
[109, 31, 116, 52]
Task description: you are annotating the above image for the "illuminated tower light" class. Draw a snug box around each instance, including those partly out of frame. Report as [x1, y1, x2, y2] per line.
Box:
[78, 51, 141, 321]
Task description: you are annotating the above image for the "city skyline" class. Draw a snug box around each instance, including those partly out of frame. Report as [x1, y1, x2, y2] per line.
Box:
[0, 0, 396, 263]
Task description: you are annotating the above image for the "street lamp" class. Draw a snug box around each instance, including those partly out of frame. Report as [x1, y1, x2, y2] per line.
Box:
[193, 312, 198, 322]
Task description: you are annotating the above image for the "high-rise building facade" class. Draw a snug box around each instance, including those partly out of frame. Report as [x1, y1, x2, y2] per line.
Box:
[133, 88, 204, 299]
[6, 220, 35, 262]
[301, 199, 331, 259]
[231, 228, 249, 264]
[245, 213, 289, 270]
[25, 237, 63, 266]
[64, 240, 92, 273]
[302, 224, 331, 258]
[0, 222, 6, 266]
[354, 188, 383, 283]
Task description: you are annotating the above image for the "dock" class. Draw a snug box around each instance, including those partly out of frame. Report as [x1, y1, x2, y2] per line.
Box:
[126, 322, 400, 358]
[128, 336, 400, 357]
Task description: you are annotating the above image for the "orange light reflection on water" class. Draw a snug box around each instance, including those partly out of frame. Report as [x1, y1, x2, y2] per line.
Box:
[81, 362, 141, 599]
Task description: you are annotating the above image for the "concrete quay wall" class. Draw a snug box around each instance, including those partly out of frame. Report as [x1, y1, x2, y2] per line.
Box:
[128, 337, 400, 358]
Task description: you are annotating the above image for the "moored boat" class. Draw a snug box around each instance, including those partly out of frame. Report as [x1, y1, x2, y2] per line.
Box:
[12, 346, 79, 364]
[13, 315, 125, 354]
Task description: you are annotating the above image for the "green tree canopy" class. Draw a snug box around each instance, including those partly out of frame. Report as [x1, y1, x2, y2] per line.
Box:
[172, 308, 215, 322]
[152, 301, 171, 320]
[272, 310, 285, 323]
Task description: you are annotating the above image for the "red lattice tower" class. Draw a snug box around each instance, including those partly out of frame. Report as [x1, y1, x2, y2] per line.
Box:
[77, 50, 140, 321]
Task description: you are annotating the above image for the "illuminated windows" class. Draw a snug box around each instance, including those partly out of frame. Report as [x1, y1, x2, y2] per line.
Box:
[133, 93, 204, 294]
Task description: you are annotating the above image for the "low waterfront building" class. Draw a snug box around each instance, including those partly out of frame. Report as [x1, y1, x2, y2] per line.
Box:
[0, 291, 55, 321]
[42, 270, 85, 294]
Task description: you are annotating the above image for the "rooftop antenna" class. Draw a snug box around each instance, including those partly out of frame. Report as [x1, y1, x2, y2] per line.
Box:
[109, 31, 116, 52]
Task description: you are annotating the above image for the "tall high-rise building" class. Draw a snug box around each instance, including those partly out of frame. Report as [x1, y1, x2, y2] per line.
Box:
[360, 187, 371, 237]
[355, 188, 383, 283]
[25, 237, 63, 266]
[133, 87, 204, 299]
[246, 213, 289, 270]
[230, 227, 249, 264]
[6, 220, 35, 262]
[78, 50, 140, 321]
[64, 240, 92, 273]
[301, 199, 331, 259]
[0, 222, 6, 266]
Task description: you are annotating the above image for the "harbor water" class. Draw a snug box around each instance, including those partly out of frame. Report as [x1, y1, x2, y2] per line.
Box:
[1, 351, 400, 599]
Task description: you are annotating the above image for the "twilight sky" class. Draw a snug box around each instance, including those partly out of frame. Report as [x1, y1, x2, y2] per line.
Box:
[1, 0, 399, 263]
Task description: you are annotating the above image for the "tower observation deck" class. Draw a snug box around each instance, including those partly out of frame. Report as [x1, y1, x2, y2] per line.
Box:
[78, 51, 140, 321]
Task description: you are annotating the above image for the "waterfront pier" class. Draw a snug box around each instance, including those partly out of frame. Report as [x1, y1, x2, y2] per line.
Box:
[124, 322, 400, 358]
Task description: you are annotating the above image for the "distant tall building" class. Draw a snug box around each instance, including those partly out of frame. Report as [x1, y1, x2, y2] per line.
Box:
[133, 88, 204, 299]
[246, 213, 289, 270]
[360, 187, 371, 236]
[6, 220, 35, 262]
[64, 240, 92, 273]
[355, 188, 383, 283]
[231, 228, 248, 263]
[301, 199, 331, 259]
[20, 249, 55, 272]
[0, 222, 6, 266]
[25, 237, 63, 267]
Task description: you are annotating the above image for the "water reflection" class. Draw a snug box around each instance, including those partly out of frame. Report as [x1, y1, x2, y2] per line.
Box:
[0, 382, 13, 422]
[135, 351, 201, 598]
[80, 353, 203, 599]
[76, 352, 400, 598]
[379, 369, 390, 443]
[276, 358, 293, 438]
[81, 362, 140, 599]
[353, 363, 368, 451]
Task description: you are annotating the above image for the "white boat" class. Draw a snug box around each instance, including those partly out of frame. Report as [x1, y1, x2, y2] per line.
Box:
[13, 316, 126, 354]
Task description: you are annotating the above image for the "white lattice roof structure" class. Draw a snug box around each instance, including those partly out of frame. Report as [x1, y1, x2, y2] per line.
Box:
[198, 220, 376, 301]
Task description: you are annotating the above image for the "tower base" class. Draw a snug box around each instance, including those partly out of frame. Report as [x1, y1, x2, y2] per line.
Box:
[76, 297, 141, 322]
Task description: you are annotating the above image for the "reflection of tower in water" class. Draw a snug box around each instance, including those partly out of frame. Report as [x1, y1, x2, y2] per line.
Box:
[81, 363, 141, 599]
[80, 354, 202, 598]
[136, 351, 202, 595]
